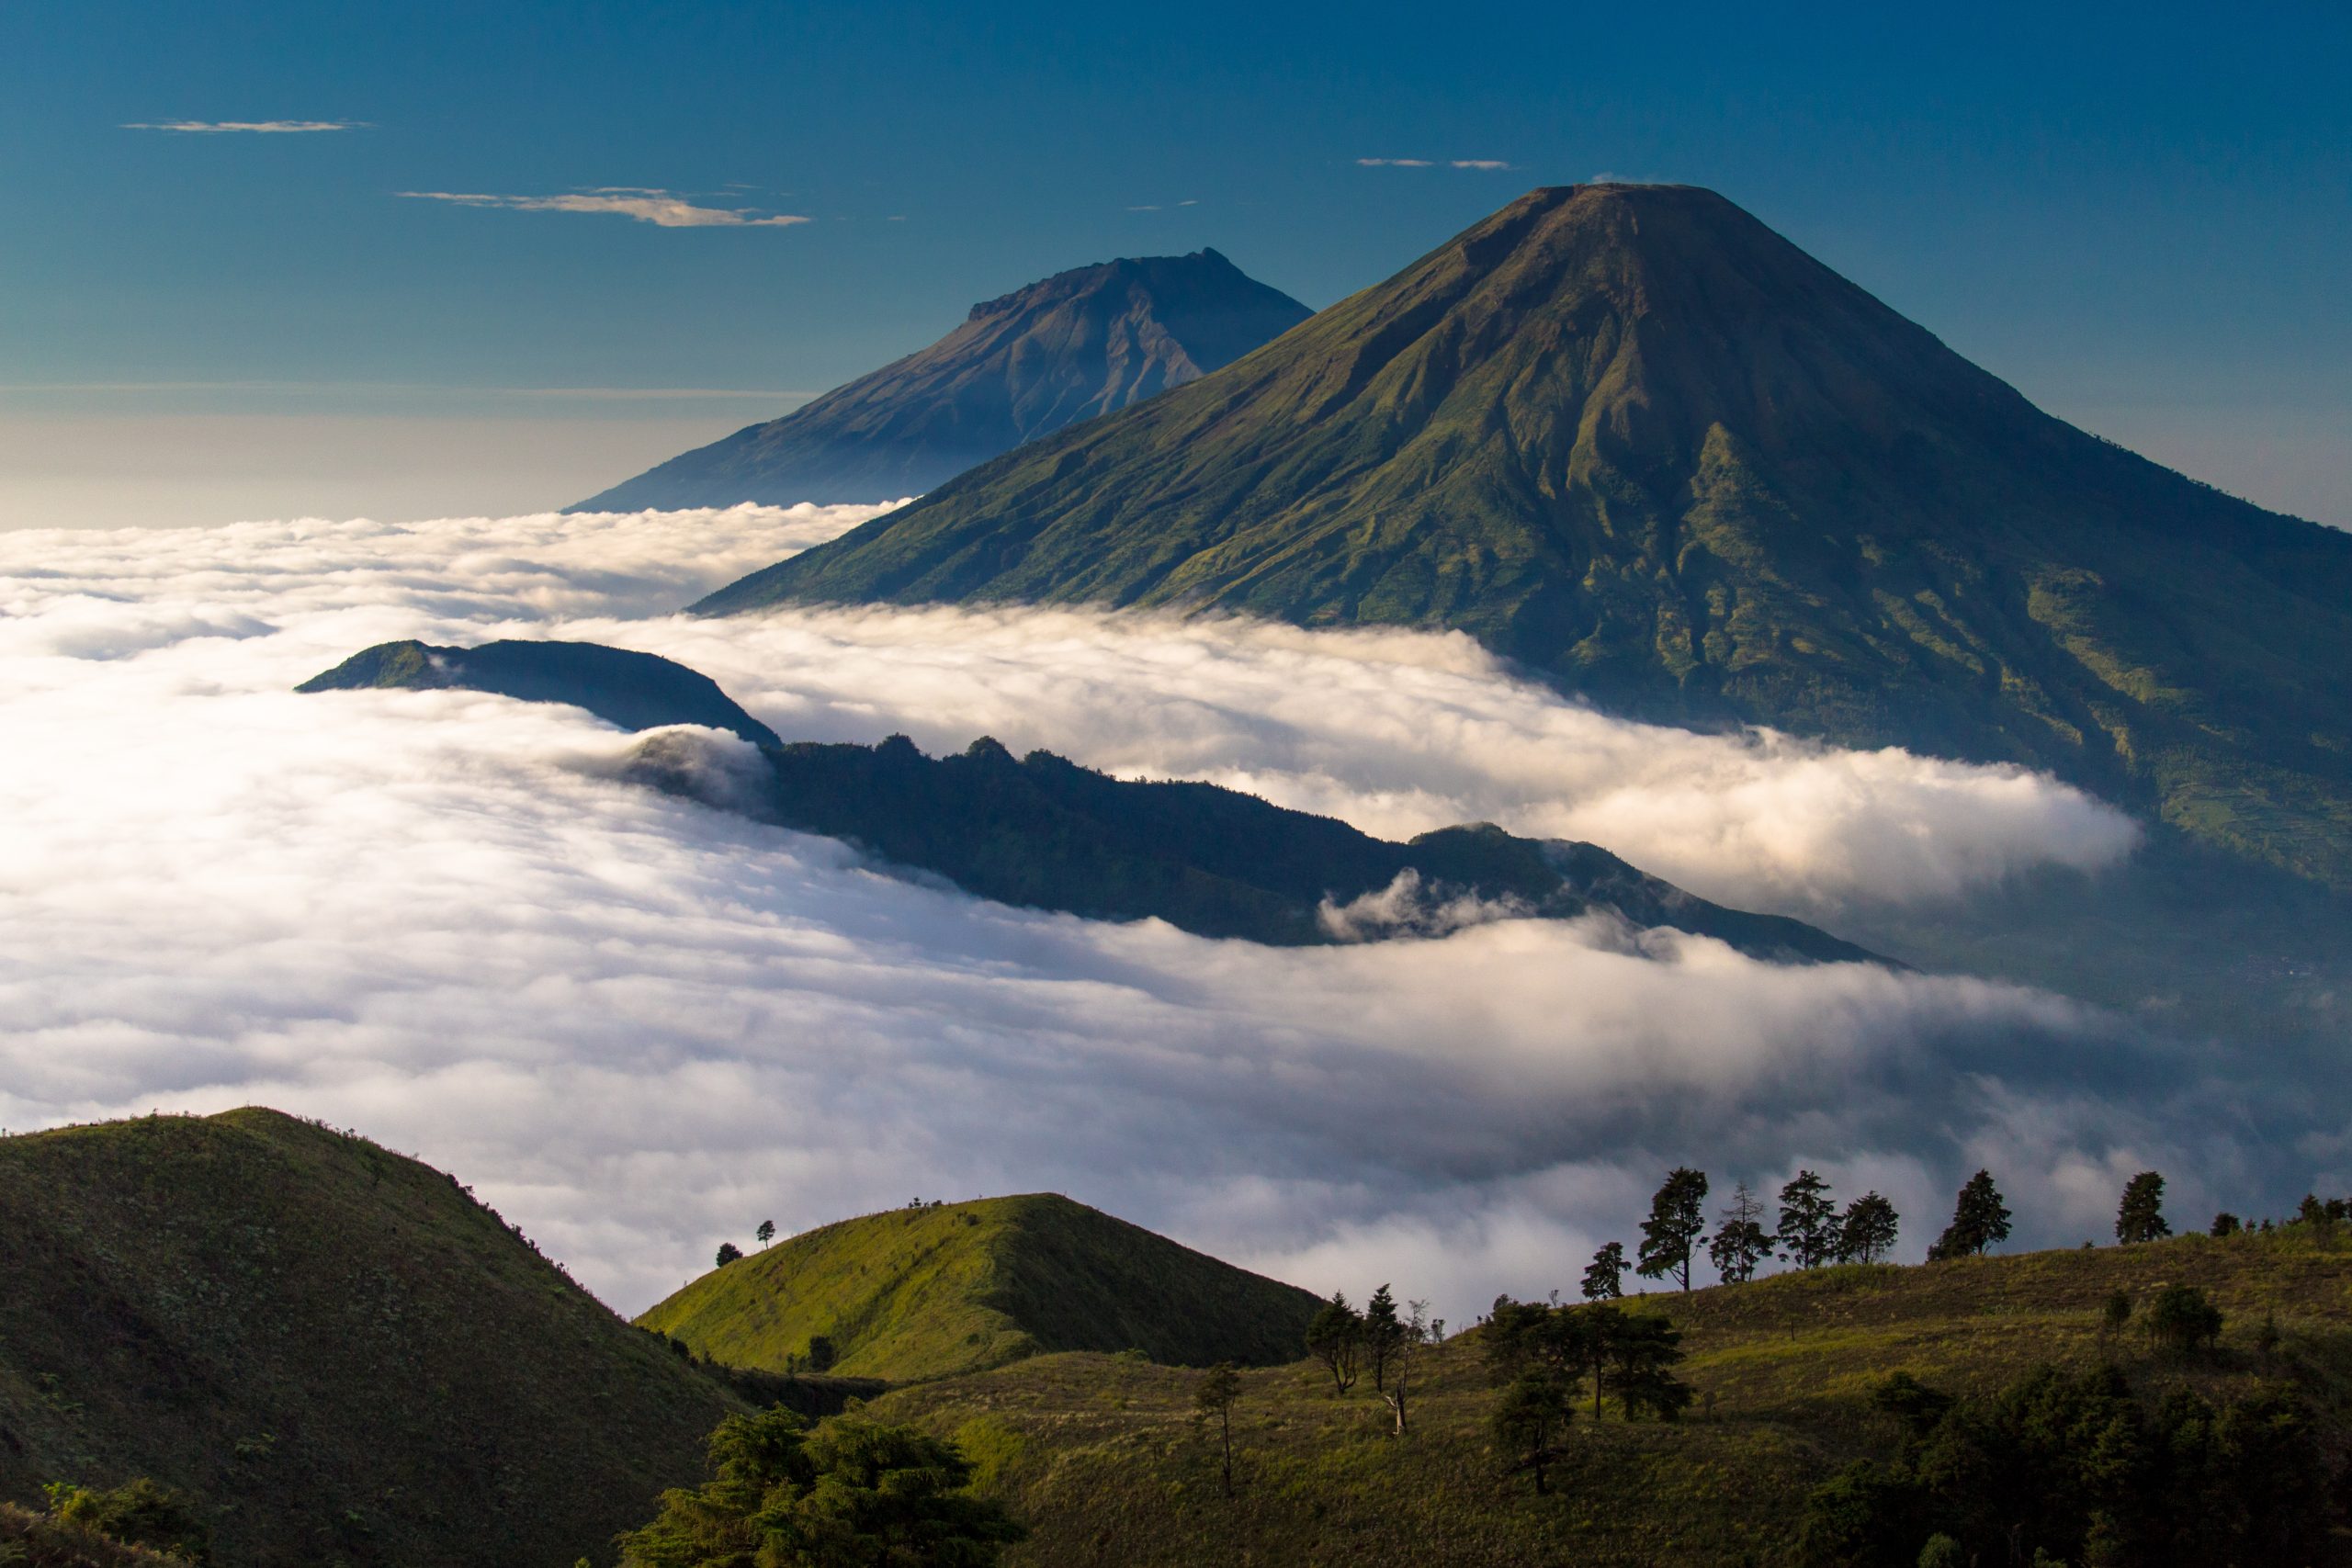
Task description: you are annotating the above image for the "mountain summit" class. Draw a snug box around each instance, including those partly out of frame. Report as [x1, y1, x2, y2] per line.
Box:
[698, 185, 2352, 886]
[571, 248, 1311, 511]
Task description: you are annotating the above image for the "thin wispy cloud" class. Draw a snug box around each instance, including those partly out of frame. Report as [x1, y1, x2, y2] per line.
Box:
[1358, 157, 1512, 170]
[124, 119, 365, 134]
[399, 189, 808, 229]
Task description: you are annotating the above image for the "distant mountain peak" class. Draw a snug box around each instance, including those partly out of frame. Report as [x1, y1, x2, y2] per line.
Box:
[570, 248, 1311, 511]
[698, 186, 2352, 888]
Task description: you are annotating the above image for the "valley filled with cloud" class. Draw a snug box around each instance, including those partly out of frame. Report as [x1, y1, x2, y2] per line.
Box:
[0, 504, 2284, 1319]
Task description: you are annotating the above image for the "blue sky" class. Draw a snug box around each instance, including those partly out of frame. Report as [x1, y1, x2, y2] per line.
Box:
[4, 0, 2346, 525]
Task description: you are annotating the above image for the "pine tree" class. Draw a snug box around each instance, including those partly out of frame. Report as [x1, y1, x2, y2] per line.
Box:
[1928, 1169, 2011, 1259]
[1193, 1362, 1241, 1495]
[1636, 1168, 1710, 1291]
[2115, 1171, 2170, 1244]
[1776, 1169, 1838, 1269]
[1708, 1180, 1774, 1284]
[1581, 1241, 1626, 1300]
[1491, 1372, 1576, 1495]
[1838, 1192, 1901, 1264]
[1305, 1292, 1363, 1396]
[1363, 1284, 1406, 1393]
[1602, 1313, 1693, 1422]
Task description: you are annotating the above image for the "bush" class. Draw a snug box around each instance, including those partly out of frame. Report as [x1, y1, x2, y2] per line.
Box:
[45, 1479, 210, 1563]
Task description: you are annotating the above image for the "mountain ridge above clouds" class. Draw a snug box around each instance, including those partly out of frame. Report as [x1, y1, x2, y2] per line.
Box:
[699, 184, 2352, 891]
[568, 248, 1312, 513]
[299, 635, 1884, 962]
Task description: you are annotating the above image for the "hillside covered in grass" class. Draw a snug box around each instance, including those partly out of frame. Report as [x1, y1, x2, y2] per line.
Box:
[859, 1227, 2352, 1566]
[637, 1193, 1323, 1382]
[0, 1110, 747, 1568]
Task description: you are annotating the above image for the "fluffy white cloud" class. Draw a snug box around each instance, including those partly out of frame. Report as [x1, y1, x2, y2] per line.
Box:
[0, 505, 2248, 1324]
[400, 189, 808, 228]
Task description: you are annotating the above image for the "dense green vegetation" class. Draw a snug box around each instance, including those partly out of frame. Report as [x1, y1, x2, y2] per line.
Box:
[635, 1194, 1323, 1382]
[298, 638, 782, 746]
[703, 184, 2352, 891]
[860, 1225, 2352, 1566]
[625, 725, 1878, 957]
[0, 1110, 752, 1568]
[571, 249, 1310, 512]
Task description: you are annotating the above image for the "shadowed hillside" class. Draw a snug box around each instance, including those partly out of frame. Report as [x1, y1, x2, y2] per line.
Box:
[572, 249, 1311, 511]
[0, 1110, 745, 1568]
[704, 184, 2352, 890]
[637, 1194, 1324, 1382]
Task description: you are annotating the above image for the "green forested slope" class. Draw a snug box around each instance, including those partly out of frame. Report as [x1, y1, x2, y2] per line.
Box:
[704, 184, 2352, 887]
[0, 1111, 743, 1568]
[636, 1194, 1322, 1382]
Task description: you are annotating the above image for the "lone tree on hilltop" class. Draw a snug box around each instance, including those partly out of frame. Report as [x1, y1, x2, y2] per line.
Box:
[1838, 1192, 1900, 1264]
[1193, 1362, 1241, 1496]
[715, 1241, 743, 1268]
[1582, 1241, 1626, 1300]
[1637, 1167, 1710, 1291]
[1709, 1180, 1775, 1284]
[2116, 1171, 2170, 1244]
[1306, 1292, 1363, 1396]
[756, 1219, 775, 1247]
[1928, 1169, 2011, 1259]
[2211, 1211, 2242, 1237]
[1777, 1169, 1838, 1269]
[1363, 1283, 1407, 1393]
[1492, 1372, 1576, 1495]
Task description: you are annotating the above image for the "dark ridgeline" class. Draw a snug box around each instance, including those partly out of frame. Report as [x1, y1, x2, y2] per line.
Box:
[699, 184, 2352, 890]
[571, 248, 1312, 511]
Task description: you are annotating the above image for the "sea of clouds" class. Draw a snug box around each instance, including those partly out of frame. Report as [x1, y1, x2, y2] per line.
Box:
[0, 504, 2269, 1320]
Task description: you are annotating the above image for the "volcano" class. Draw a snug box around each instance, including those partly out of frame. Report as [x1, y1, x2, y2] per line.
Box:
[698, 185, 2352, 886]
[571, 248, 1310, 511]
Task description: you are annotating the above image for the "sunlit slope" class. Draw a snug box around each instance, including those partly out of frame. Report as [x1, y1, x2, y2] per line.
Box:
[706, 184, 2352, 887]
[0, 1110, 740, 1568]
[866, 1227, 2352, 1566]
[637, 1193, 1323, 1381]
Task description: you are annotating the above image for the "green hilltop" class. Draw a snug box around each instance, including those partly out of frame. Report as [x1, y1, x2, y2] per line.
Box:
[0, 1109, 752, 1568]
[636, 1193, 1323, 1382]
[701, 183, 2352, 890]
[862, 1226, 2352, 1566]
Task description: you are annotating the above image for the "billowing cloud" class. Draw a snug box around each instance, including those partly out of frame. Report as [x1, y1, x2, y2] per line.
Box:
[123, 119, 365, 133]
[0, 506, 2286, 1325]
[400, 190, 808, 228]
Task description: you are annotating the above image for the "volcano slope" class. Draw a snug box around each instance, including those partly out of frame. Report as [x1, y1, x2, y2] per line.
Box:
[700, 184, 2352, 890]
[572, 248, 1311, 511]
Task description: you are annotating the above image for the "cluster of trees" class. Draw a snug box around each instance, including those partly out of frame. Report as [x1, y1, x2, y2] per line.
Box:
[1614, 1167, 1908, 1294]
[1303, 1284, 1443, 1433]
[1483, 1294, 1693, 1493]
[2211, 1190, 2352, 1238]
[1798, 1360, 2333, 1565]
[614, 1406, 1023, 1568]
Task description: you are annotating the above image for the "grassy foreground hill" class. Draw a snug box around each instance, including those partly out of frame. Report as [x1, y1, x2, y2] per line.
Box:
[0, 1110, 747, 1568]
[706, 184, 2352, 890]
[637, 1194, 1323, 1382]
[859, 1228, 2352, 1566]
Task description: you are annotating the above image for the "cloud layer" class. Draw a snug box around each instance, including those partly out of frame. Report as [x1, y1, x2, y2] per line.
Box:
[0, 506, 2288, 1324]
[400, 189, 808, 228]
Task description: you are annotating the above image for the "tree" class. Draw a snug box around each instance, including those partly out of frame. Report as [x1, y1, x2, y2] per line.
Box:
[1581, 1241, 1626, 1300]
[805, 1335, 837, 1372]
[1305, 1292, 1363, 1396]
[1636, 1167, 1710, 1291]
[1603, 1313, 1693, 1422]
[715, 1241, 744, 1268]
[1193, 1362, 1241, 1496]
[616, 1406, 1024, 1567]
[2101, 1288, 2133, 1338]
[2211, 1211, 2242, 1237]
[1928, 1169, 2010, 1259]
[2116, 1171, 2170, 1245]
[1492, 1372, 1576, 1495]
[1777, 1169, 1838, 1269]
[2144, 1283, 2222, 1355]
[1709, 1180, 1775, 1284]
[1363, 1283, 1406, 1393]
[1380, 1300, 1434, 1436]
[757, 1219, 776, 1247]
[1838, 1192, 1901, 1264]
